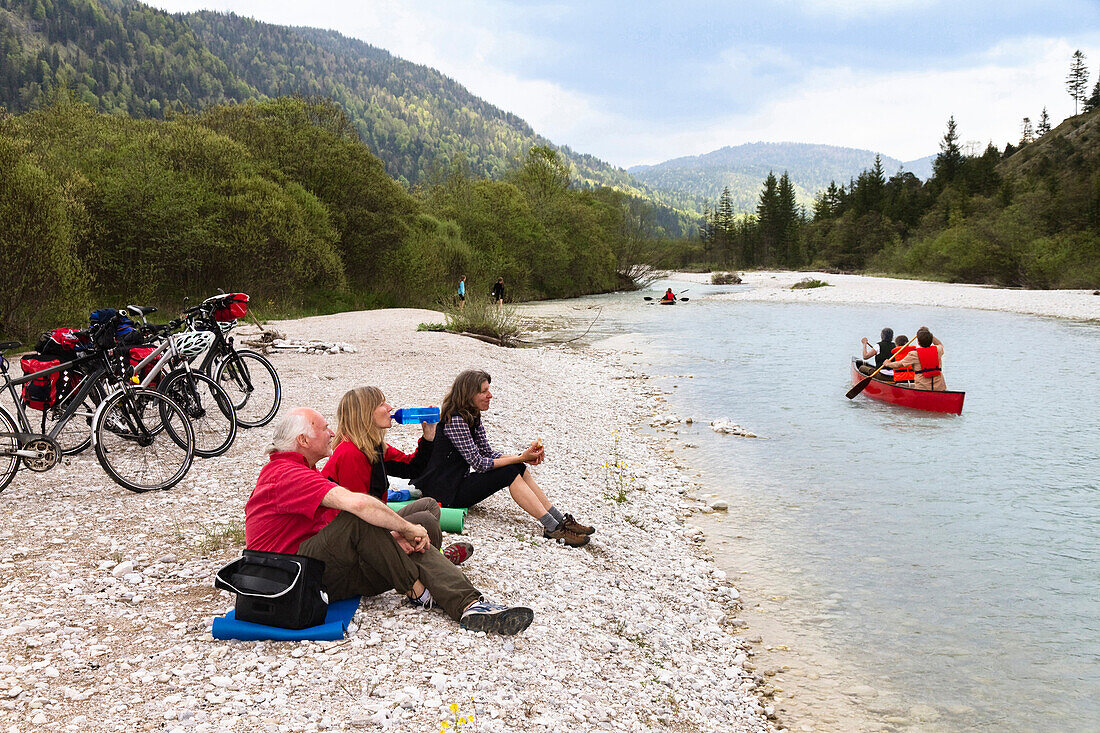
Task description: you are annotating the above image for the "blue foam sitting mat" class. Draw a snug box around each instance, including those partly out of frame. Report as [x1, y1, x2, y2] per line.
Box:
[212, 596, 361, 641]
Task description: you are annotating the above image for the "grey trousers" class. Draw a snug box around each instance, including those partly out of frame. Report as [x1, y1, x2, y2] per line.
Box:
[298, 499, 480, 621]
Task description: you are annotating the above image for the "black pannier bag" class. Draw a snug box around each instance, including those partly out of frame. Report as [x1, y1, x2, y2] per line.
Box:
[214, 550, 328, 629]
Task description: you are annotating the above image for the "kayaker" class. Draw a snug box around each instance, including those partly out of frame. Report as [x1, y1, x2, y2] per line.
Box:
[886, 327, 945, 391]
[663, 288, 676, 302]
[859, 327, 894, 374]
[890, 335, 915, 384]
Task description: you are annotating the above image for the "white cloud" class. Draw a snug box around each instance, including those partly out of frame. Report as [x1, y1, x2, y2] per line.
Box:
[783, 0, 935, 18]
[583, 35, 1097, 166]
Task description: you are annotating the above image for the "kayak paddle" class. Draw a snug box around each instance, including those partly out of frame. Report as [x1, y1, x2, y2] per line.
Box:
[846, 335, 918, 399]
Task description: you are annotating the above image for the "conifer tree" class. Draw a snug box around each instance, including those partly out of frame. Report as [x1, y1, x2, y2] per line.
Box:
[1086, 80, 1100, 114]
[932, 116, 962, 184]
[1066, 50, 1089, 115]
[776, 172, 799, 266]
[1020, 117, 1033, 145]
[755, 172, 779, 266]
[1036, 107, 1051, 136]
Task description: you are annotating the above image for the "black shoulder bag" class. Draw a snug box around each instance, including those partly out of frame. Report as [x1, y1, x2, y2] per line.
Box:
[215, 550, 329, 629]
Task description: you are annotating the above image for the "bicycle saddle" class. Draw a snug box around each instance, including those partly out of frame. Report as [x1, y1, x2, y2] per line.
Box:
[126, 305, 158, 317]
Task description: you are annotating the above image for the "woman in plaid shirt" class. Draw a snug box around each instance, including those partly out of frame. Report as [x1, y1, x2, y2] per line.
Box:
[413, 369, 594, 547]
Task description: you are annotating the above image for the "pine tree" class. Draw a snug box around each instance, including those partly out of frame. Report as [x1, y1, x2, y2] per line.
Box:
[1066, 50, 1089, 115]
[755, 172, 779, 266]
[1020, 116, 1033, 145]
[1036, 107, 1051, 136]
[1086, 79, 1100, 114]
[776, 172, 799, 266]
[933, 116, 963, 184]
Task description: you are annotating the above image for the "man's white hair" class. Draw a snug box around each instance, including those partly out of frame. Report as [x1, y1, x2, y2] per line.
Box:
[267, 408, 316, 454]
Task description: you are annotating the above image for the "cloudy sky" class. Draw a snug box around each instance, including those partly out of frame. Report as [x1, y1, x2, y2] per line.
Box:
[146, 0, 1100, 168]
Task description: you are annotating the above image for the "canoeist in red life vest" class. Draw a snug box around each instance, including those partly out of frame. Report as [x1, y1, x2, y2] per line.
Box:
[663, 288, 676, 302]
[889, 335, 915, 383]
[885, 327, 945, 391]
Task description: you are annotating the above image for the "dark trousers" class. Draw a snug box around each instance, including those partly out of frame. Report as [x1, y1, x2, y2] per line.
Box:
[298, 501, 480, 621]
[443, 464, 525, 509]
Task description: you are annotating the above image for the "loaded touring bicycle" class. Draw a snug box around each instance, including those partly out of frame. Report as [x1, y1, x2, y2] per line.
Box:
[0, 312, 195, 493]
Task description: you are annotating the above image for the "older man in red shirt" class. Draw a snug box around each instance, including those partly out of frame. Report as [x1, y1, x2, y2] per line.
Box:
[244, 407, 533, 635]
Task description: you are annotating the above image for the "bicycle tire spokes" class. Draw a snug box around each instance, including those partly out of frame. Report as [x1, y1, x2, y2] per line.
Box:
[94, 389, 193, 492]
[215, 350, 280, 428]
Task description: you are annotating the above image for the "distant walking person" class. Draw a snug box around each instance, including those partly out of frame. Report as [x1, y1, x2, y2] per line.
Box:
[491, 277, 505, 311]
[457, 276, 466, 310]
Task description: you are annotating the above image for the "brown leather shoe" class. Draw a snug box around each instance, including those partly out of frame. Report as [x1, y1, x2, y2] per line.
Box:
[544, 524, 589, 547]
[562, 513, 595, 535]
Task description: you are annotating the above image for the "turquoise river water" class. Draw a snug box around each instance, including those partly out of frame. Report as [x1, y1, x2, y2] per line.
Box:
[522, 279, 1099, 732]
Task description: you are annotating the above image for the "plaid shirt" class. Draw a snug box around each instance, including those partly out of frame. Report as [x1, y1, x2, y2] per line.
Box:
[442, 415, 502, 472]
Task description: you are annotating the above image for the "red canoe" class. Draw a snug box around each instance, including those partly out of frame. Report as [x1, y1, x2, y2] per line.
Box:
[850, 358, 965, 415]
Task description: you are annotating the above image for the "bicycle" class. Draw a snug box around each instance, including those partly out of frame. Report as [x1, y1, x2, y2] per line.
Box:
[0, 316, 194, 493]
[123, 305, 238, 458]
[183, 293, 281, 428]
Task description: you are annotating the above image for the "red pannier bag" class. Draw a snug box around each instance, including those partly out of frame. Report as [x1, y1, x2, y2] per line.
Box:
[36, 327, 89, 361]
[128, 347, 161, 385]
[21, 355, 62, 411]
[213, 293, 249, 322]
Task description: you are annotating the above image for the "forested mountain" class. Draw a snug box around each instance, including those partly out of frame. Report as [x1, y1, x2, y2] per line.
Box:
[0, 0, 695, 234]
[667, 112, 1099, 289]
[629, 142, 934, 214]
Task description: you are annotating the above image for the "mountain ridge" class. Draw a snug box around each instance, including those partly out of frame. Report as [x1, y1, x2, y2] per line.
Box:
[628, 141, 935, 213]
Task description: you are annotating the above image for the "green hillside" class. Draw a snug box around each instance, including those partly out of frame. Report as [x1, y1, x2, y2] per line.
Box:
[0, 0, 695, 234]
[629, 142, 935, 214]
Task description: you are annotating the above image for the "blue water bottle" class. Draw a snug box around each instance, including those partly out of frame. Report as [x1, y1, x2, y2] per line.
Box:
[391, 407, 440, 424]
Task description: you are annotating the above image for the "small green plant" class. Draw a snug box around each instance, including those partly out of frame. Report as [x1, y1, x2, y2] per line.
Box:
[197, 521, 246, 552]
[441, 299, 522, 344]
[440, 699, 476, 732]
[790, 277, 829, 289]
[603, 429, 634, 503]
[417, 322, 446, 332]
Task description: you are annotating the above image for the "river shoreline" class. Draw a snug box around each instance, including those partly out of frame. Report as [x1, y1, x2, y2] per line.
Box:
[0, 309, 774, 732]
[662, 270, 1100, 322]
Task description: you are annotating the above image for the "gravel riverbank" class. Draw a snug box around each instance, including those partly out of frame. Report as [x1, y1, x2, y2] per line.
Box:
[671, 270, 1100, 322]
[0, 309, 776, 733]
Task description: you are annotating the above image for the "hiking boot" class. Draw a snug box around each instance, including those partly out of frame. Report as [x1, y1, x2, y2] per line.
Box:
[544, 523, 589, 547]
[562, 513, 595, 535]
[459, 600, 534, 635]
[442, 541, 474, 566]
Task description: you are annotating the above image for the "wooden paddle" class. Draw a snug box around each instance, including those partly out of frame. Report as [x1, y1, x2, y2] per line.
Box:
[846, 335, 917, 399]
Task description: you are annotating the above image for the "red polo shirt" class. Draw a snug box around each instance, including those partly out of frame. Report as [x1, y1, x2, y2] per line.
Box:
[244, 451, 339, 554]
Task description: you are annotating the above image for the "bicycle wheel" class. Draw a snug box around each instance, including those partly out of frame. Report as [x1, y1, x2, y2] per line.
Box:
[93, 388, 194, 492]
[159, 371, 237, 458]
[213, 349, 281, 428]
[42, 381, 104, 455]
[0, 407, 20, 493]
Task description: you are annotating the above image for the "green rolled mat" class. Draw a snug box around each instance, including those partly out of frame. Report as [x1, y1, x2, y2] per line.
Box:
[387, 501, 467, 533]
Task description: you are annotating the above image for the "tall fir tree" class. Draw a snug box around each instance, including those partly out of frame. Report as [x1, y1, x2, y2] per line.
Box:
[1020, 117, 1033, 145]
[1036, 107, 1051, 136]
[1086, 79, 1100, 114]
[1066, 50, 1089, 115]
[932, 116, 963, 184]
[776, 172, 799, 266]
[755, 171, 779, 266]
